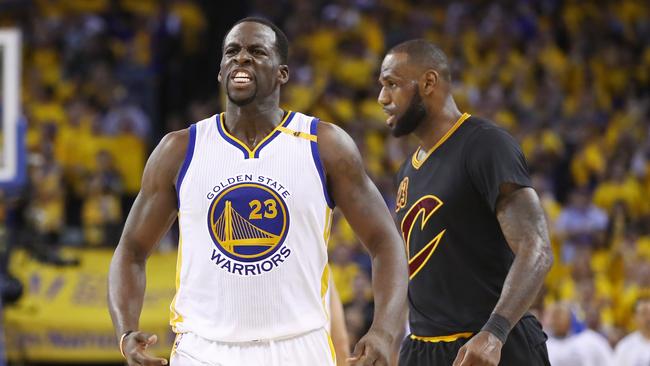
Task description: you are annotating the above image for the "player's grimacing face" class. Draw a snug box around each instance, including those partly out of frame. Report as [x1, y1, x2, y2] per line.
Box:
[378, 53, 427, 137]
[219, 22, 284, 106]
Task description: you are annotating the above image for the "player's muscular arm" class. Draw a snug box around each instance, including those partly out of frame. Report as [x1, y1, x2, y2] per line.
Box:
[454, 184, 552, 366]
[318, 122, 408, 366]
[108, 130, 188, 366]
[492, 184, 553, 326]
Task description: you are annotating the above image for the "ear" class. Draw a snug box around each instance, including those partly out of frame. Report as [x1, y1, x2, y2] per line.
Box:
[278, 65, 289, 85]
[421, 69, 439, 96]
[218, 69, 223, 83]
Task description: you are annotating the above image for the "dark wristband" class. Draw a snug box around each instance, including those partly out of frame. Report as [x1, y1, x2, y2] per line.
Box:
[480, 313, 511, 344]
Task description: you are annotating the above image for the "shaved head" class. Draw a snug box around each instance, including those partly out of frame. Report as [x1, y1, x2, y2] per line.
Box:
[387, 39, 451, 82]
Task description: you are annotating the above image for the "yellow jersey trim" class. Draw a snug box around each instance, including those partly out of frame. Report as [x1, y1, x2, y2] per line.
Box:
[327, 331, 337, 365]
[323, 207, 333, 246]
[410, 332, 473, 343]
[170, 214, 184, 328]
[219, 110, 294, 158]
[321, 207, 333, 319]
[411, 113, 471, 170]
[320, 264, 331, 323]
[277, 126, 318, 142]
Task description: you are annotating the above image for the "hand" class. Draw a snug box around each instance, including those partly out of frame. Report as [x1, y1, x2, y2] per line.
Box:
[122, 331, 168, 366]
[452, 331, 503, 366]
[347, 328, 394, 366]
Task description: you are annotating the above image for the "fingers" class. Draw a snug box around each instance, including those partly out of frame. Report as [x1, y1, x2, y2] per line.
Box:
[133, 332, 158, 346]
[132, 351, 168, 366]
[348, 341, 365, 360]
[452, 346, 467, 366]
[347, 341, 367, 365]
[348, 343, 389, 366]
[126, 332, 167, 366]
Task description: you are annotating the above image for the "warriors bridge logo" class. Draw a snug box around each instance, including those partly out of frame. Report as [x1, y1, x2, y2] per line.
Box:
[207, 180, 291, 276]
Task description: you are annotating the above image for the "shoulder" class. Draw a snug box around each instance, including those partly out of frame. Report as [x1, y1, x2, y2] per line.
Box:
[463, 116, 519, 148]
[577, 330, 609, 347]
[317, 120, 353, 144]
[157, 112, 217, 159]
[317, 121, 362, 160]
[145, 127, 192, 184]
[614, 332, 639, 351]
[315, 120, 365, 179]
[461, 116, 524, 162]
[158, 128, 190, 159]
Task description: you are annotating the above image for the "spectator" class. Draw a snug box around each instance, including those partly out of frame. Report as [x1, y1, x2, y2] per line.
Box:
[572, 305, 614, 366]
[555, 188, 609, 262]
[544, 302, 582, 366]
[614, 297, 650, 365]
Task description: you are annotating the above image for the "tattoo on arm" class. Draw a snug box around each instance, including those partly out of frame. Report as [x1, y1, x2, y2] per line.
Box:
[493, 186, 553, 327]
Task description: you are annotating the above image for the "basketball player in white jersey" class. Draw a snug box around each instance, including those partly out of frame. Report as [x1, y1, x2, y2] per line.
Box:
[108, 17, 408, 366]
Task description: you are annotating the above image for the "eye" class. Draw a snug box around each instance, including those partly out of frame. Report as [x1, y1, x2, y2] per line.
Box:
[252, 48, 266, 56]
[225, 48, 237, 56]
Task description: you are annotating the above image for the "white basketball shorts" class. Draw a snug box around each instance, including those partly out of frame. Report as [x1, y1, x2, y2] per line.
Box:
[170, 327, 336, 366]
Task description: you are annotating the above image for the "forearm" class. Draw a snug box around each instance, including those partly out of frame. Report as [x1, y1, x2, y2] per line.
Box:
[330, 282, 350, 360]
[492, 245, 551, 326]
[368, 239, 408, 340]
[108, 242, 147, 340]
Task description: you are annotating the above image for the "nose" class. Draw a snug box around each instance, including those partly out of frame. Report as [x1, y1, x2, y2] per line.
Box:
[377, 87, 390, 106]
[234, 49, 252, 65]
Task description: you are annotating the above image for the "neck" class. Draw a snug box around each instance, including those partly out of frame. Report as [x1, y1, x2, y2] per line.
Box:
[224, 99, 284, 144]
[413, 95, 462, 152]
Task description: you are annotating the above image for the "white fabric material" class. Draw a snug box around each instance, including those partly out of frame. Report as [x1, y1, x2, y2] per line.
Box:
[573, 329, 613, 366]
[546, 329, 613, 366]
[171, 111, 332, 342]
[547, 336, 583, 366]
[614, 332, 650, 366]
[169, 329, 335, 366]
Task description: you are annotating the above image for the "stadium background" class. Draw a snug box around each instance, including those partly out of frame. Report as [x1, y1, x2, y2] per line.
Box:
[0, 0, 648, 364]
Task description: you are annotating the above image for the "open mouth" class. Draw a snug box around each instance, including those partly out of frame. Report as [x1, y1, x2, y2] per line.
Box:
[231, 70, 253, 85]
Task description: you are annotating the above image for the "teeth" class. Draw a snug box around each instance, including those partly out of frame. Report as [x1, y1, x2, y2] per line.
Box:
[235, 72, 250, 78]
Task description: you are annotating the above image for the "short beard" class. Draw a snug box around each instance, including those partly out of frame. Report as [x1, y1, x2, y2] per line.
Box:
[226, 79, 257, 106]
[391, 91, 427, 137]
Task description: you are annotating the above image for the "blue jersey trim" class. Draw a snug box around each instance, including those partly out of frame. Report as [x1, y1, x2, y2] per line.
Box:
[176, 123, 197, 205]
[216, 113, 249, 159]
[310, 118, 335, 208]
[215, 111, 296, 159]
[253, 111, 295, 158]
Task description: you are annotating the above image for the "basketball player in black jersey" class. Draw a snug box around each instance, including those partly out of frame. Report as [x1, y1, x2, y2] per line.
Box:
[378, 39, 553, 366]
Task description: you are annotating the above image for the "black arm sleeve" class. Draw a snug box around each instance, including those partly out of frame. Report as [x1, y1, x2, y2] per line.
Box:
[464, 126, 531, 212]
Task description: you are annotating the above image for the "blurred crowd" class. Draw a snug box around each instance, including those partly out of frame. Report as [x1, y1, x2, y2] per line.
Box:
[1, 0, 649, 363]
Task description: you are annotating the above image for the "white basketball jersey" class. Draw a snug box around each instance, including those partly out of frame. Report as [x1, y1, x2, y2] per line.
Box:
[170, 111, 334, 342]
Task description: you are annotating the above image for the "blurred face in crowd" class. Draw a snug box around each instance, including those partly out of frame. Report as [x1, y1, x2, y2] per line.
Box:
[543, 302, 571, 338]
[378, 52, 427, 137]
[219, 22, 288, 107]
[636, 298, 650, 337]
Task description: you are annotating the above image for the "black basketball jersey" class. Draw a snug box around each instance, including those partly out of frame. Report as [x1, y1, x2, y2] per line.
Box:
[394, 114, 532, 337]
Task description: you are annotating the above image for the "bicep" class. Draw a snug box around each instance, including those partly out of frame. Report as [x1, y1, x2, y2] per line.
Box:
[120, 185, 177, 260]
[496, 186, 550, 255]
[118, 133, 186, 259]
[319, 123, 397, 252]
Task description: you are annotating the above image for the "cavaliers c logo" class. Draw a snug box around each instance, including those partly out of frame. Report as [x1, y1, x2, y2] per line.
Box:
[400, 195, 446, 280]
[207, 183, 290, 262]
